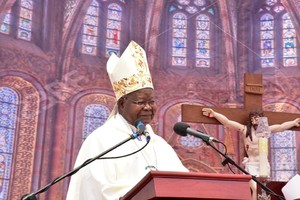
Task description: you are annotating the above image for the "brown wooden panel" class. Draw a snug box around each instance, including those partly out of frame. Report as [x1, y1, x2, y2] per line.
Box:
[122, 171, 252, 200]
[181, 104, 249, 124]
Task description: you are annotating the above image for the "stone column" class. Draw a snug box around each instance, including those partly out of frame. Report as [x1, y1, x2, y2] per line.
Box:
[45, 82, 75, 200]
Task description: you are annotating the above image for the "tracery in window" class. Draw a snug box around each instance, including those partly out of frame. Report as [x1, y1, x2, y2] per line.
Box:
[258, 0, 298, 68]
[82, 0, 100, 55]
[260, 14, 274, 67]
[271, 130, 297, 181]
[80, 0, 126, 57]
[196, 14, 210, 67]
[82, 104, 110, 140]
[18, 0, 34, 41]
[172, 13, 187, 66]
[266, 0, 277, 6]
[169, 0, 214, 68]
[0, 0, 34, 41]
[0, 87, 18, 199]
[106, 3, 122, 57]
[0, 11, 11, 34]
[282, 13, 297, 66]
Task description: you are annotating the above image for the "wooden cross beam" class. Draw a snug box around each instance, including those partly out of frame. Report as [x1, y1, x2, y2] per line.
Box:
[182, 73, 300, 131]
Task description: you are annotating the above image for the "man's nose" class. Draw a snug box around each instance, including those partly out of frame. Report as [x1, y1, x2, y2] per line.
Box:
[143, 103, 152, 109]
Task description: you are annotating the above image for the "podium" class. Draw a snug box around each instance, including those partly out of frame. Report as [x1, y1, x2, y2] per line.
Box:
[122, 171, 252, 200]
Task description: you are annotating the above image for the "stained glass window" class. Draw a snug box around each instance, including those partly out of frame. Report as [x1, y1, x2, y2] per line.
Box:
[196, 14, 210, 67]
[0, 10, 11, 34]
[81, 0, 125, 57]
[179, 135, 202, 148]
[172, 13, 187, 66]
[266, 0, 277, 6]
[270, 131, 297, 181]
[177, 0, 190, 6]
[18, 0, 33, 41]
[82, 0, 100, 55]
[282, 13, 297, 66]
[0, 0, 34, 40]
[82, 104, 110, 140]
[258, 0, 298, 68]
[106, 4, 122, 57]
[169, 0, 213, 68]
[260, 14, 274, 67]
[0, 87, 18, 199]
[194, 0, 206, 6]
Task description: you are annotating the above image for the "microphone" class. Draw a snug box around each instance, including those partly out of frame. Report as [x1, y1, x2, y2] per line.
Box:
[134, 120, 146, 135]
[134, 120, 150, 141]
[173, 122, 220, 143]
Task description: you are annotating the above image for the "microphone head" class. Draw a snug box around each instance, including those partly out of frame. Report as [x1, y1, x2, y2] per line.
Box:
[173, 122, 190, 136]
[134, 120, 145, 134]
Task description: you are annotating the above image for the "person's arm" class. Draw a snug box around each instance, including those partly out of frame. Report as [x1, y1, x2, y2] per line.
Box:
[269, 118, 300, 133]
[202, 108, 245, 131]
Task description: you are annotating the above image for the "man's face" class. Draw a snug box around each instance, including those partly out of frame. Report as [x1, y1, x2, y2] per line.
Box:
[251, 115, 260, 126]
[118, 88, 157, 125]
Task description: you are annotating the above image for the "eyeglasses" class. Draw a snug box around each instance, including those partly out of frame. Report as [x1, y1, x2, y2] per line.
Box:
[126, 99, 156, 107]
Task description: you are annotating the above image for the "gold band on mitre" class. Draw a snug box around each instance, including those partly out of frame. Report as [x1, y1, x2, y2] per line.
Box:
[107, 41, 153, 100]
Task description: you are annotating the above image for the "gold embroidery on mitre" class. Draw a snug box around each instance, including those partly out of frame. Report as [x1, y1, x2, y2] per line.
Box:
[112, 41, 153, 100]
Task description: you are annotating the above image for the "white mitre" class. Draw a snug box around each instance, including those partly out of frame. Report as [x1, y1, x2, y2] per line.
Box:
[106, 40, 153, 101]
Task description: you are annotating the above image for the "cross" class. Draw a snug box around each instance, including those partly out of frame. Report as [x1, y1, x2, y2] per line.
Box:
[182, 73, 300, 131]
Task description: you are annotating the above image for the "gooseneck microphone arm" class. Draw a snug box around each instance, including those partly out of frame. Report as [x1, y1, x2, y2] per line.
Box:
[21, 132, 143, 200]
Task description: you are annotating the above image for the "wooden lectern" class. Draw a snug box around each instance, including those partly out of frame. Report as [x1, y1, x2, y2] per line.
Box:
[122, 171, 252, 200]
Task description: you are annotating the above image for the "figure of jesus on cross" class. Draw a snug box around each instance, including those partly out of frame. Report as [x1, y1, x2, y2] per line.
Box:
[202, 107, 300, 200]
[181, 73, 300, 200]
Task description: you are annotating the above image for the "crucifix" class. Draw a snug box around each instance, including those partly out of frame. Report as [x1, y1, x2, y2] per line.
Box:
[181, 73, 300, 199]
[181, 73, 300, 131]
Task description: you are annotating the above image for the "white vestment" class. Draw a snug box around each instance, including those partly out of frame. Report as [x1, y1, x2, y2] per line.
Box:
[66, 113, 188, 200]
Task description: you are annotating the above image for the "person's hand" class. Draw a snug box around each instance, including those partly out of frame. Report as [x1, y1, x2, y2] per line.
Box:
[294, 118, 300, 127]
[202, 108, 214, 118]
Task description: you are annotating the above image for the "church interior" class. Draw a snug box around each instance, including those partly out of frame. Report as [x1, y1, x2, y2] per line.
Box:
[0, 0, 300, 199]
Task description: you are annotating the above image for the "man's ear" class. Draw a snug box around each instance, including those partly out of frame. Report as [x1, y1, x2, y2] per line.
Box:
[118, 97, 125, 110]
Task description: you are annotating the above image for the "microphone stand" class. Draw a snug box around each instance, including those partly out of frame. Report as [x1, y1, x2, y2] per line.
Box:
[202, 139, 285, 200]
[21, 133, 141, 200]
